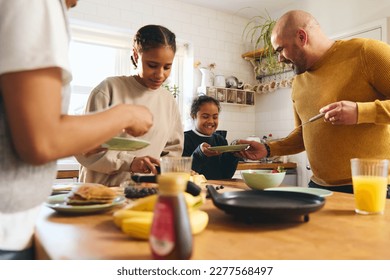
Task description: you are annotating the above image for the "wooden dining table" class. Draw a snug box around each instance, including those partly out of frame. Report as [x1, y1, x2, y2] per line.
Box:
[35, 179, 390, 260]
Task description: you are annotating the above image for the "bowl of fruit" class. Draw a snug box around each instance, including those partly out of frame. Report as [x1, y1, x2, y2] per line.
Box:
[241, 167, 286, 190]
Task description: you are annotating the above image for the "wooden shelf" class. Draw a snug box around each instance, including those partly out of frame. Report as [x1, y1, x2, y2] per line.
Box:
[198, 86, 255, 106]
[241, 48, 266, 59]
[242, 49, 294, 81]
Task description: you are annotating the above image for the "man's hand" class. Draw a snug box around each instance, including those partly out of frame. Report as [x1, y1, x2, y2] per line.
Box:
[235, 140, 267, 160]
[320, 101, 358, 125]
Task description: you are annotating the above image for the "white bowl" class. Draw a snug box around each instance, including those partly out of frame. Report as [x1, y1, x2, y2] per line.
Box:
[241, 170, 286, 190]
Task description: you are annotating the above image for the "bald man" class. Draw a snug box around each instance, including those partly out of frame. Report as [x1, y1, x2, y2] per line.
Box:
[238, 10, 390, 194]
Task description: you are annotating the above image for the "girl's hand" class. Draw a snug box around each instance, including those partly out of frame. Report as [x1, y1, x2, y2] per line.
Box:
[130, 156, 160, 174]
[200, 142, 221, 157]
[124, 105, 153, 137]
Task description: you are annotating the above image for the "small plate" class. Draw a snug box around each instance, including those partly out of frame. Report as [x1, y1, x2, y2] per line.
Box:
[102, 137, 150, 151]
[45, 194, 126, 214]
[208, 144, 249, 153]
[265, 187, 333, 197]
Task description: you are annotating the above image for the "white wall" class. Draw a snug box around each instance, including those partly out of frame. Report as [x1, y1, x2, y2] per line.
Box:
[271, 0, 390, 37]
[68, 0, 390, 186]
[68, 0, 257, 144]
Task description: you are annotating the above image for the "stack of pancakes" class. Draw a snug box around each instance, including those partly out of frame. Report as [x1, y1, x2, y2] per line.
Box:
[66, 184, 116, 205]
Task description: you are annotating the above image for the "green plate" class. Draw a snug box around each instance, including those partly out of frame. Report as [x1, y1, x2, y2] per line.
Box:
[208, 144, 249, 153]
[45, 194, 126, 214]
[264, 187, 333, 197]
[102, 137, 150, 151]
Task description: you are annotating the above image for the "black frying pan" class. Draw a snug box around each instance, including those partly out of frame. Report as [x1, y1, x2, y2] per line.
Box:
[206, 185, 325, 222]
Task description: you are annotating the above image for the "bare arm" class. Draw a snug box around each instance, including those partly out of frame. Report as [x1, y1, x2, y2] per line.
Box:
[0, 67, 153, 164]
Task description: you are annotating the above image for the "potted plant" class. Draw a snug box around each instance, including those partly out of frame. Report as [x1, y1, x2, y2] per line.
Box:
[242, 10, 284, 77]
[163, 83, 180, 98]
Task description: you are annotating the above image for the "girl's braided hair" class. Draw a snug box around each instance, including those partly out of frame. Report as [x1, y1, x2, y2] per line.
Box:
[131, 25, 176, 68]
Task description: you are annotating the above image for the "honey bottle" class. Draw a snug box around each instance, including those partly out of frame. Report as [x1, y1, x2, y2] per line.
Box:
[150, 173, 193, 260]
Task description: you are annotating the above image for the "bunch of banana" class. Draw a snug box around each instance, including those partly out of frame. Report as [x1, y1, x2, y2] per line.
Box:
[113, 193, 209, 240]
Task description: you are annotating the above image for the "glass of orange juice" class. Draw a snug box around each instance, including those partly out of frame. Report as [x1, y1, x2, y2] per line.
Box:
[351, 158, 389, 215]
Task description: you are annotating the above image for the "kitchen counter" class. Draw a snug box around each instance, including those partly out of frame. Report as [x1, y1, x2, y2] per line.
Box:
[237, 161, 297, 170]
[55, 162, 297, 180]
[35, 179, 390, 260]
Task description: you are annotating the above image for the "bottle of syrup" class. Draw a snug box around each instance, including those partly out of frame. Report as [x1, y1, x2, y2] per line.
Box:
[150, 173, 193, 260]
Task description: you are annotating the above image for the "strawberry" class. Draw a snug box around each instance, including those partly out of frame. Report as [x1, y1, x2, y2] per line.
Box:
[271, 166, 285, 173]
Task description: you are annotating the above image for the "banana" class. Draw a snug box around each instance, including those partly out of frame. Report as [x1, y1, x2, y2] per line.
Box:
[190, 174, 207, 185]
[189, 210, 209, 235]
[117, 209, 209, 240]
[183, 192, 205, 209]
[121, 217, 152, 240]
[113, 209, 153, 228]
[115, 191, 207, 239]
[126, 194, 158, 211]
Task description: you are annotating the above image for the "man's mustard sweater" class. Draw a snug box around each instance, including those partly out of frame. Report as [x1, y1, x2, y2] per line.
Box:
[269, 39, 390, 186]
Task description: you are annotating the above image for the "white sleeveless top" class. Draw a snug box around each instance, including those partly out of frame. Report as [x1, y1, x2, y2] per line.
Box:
[0, 0, 72, 250]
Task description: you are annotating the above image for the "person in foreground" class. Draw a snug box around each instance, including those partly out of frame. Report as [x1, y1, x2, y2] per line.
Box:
[0, 0, 153, 260]
[182, 95, 239, 180]
[76, 25, 183, 186]
[237, 10, 390, 194]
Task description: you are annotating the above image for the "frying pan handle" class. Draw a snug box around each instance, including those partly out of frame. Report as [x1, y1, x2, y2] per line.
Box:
[206, 185, 219, 200]
[186, 181, 201, 196]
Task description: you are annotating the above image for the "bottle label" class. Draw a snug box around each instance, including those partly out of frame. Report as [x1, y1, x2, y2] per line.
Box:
[150, 200, 175, 257]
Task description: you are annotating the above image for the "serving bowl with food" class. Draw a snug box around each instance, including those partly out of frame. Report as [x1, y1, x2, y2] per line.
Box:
[241, 168, 286, 190]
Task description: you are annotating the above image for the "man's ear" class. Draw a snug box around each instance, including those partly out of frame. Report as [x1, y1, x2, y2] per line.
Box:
[297, 29, 308, 45]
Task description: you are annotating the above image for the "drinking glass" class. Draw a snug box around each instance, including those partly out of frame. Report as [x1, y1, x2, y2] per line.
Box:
[351, 158, 389, 215]
[159, 157, 193, 188]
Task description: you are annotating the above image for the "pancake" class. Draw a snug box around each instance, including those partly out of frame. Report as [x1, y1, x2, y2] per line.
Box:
[66, 184, 116, 205]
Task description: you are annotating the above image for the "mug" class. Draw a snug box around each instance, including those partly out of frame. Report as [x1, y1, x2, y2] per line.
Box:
[214, 74, 225, 87]
[243, 84, 252, 90]
[268, 81, 277, 92]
